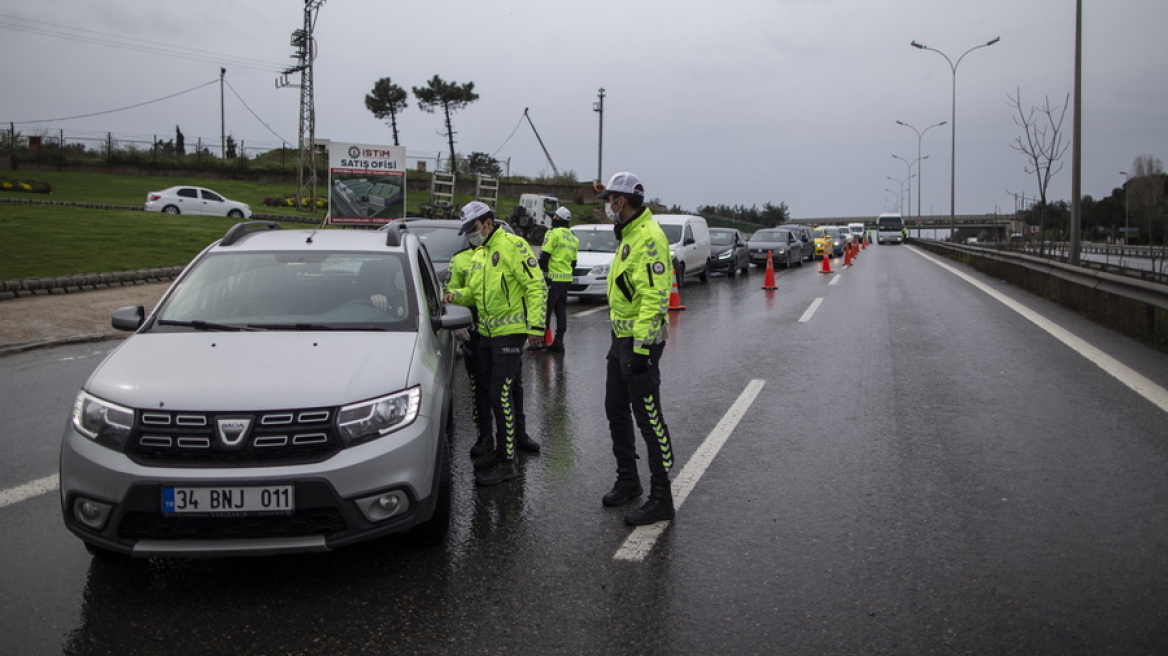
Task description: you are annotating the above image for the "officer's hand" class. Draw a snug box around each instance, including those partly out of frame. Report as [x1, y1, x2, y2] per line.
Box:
[442, 291, 454, 304]
[527, 334, 544, 350]
[628, 352, 652, 375]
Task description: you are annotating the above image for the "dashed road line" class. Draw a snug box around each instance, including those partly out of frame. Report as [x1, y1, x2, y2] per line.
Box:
[614, 379, 766, 562]
[799, 297, 824, 323]
[0, 474, 58, 510]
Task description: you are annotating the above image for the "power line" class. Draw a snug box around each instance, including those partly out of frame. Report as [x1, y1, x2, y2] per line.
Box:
[9, 79, 219, 124]
[0, 13, 288, 72]
[224, 80, 289, 144]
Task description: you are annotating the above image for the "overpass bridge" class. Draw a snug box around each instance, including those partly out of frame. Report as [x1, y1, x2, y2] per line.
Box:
[791, 214, 1019, 233]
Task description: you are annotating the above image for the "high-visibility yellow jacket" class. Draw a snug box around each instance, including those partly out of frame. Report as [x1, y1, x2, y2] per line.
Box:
[447, 228, 546, 337]
[445, 246, 481, 294]
[542, 226, 579, 283]
[607, 209, 670, 355]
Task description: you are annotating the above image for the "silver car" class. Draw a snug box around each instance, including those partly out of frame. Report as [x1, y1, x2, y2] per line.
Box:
[60, 221, 473, 558]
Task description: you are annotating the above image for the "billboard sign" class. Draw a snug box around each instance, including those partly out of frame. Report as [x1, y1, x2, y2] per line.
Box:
[328, 142, 406, 226]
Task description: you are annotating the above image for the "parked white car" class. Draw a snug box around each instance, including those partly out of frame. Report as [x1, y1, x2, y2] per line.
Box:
[145, 186, 252, 218]
[569, 224, 618, 299]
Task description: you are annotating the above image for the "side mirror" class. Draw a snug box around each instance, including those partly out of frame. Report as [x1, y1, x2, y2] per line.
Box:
[439, 304, 473, 331]
[111, 305, 145, 332]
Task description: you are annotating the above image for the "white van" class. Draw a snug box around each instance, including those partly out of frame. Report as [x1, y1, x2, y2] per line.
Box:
[655, 214, 711, 285]
[876, 213, 905, 244]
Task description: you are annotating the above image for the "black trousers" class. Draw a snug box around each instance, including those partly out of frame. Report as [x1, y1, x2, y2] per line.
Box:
[546, 281, 571, 342]
[477, 333, 528, 460]
[604, 335, 673, 484]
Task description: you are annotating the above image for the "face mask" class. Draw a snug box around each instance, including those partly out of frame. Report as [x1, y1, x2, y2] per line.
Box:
[604, 202, 618, 223]
[468, 229, 485, 247]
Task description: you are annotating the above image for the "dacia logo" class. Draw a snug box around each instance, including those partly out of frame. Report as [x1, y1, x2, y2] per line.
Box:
[216, 417, 253, 450]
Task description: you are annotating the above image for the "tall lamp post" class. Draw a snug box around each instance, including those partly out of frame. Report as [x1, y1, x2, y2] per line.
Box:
[911, 36, 1000, 241]
[892, 154, 928, 223]
[887, 175, 913, 216]
[897, 120, 946, 237]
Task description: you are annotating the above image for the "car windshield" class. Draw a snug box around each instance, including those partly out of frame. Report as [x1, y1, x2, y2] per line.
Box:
[572, 229, 618, 252]
[659, 224, 683, 244]
[407, 225, 465, 263]
[878, 218, 904, 230]
[156, 251, 417, 332]
[750, 230, 789, 242]
[824, 227, 841, 237]
[710, 231, 734, 246]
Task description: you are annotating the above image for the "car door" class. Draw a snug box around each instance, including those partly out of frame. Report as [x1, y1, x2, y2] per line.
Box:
[175, 187, 199, 213]
[200, 189, 227, 217]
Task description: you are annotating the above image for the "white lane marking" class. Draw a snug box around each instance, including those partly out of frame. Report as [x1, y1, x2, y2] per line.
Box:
[614, 379, 767, 562]
[799, 298, 824, 323]
[828, 274, 841, 285]
[574, 305, 609, 318]
[910, 247, 1168, 414]
[0, 474, 59, 510]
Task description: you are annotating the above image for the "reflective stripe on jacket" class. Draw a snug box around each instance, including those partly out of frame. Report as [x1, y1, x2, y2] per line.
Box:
[447, 228, 547, 337]
[607, 209, 670, 355]
[543, 226, 579, 282]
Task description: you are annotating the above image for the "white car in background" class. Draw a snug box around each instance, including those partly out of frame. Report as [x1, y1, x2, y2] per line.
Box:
[145, 186, 252, 218]
[569, 224, 618, 299]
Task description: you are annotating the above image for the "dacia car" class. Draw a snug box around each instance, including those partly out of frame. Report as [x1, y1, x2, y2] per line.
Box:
[60, 221, 472, 558]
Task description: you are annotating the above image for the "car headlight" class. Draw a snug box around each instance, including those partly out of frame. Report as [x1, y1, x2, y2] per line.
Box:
[717, 250, 732, 259]
[337, 387, 421, 447]
[72, 391, 134, 448]
[589, 264, 610, 277]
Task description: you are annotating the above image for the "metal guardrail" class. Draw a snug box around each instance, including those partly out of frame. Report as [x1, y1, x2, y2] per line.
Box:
[920, 240, 1168, 311]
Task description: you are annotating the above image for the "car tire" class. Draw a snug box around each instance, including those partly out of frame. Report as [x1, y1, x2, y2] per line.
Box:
[699, 264, 709, 283]
[727, 261, 737, 278]
[163, 205, 180, 215]
[228, 209, 244, 219]
[84, 541, 126, 561]
[674, 262, 685, 288]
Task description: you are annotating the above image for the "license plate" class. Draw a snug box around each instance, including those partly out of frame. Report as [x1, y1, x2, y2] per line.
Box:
[162, 485, 294, 516]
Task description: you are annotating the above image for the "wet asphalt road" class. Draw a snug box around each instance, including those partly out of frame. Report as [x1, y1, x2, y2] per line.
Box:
[3, 244, 1168, 655]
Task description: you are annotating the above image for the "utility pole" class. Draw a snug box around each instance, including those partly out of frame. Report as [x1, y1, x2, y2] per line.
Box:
[1069, 0, 1083, 264]
[219, 68, 226, 159]
[276, 0, 325, 212]
[593, 88, 605, 184]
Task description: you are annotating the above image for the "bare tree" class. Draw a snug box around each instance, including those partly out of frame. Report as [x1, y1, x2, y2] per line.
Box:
[1008, 88, 1070, 255]
[1129, 154, 1166, 243]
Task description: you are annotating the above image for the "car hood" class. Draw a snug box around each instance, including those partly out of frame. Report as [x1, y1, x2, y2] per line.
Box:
[710, 244, 733, 256]
[86, 332, 417, 411]
[576, 250, 615, 267]
[748, 240, 787, 250]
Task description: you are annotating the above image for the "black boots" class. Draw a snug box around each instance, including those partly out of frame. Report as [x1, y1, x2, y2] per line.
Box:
[475, 457, 518, 486]
[470, 433, 492, 457]
[516, 433, 541, 453]
[624, 481, 674, 526]
[602, 469, 643, 507]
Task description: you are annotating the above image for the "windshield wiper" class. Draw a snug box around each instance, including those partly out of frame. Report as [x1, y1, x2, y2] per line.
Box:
[246, 323, 390, 331]
[157, 319, 252, 332]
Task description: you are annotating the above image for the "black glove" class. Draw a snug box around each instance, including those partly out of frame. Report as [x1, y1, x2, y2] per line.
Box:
[629, 351, 652, 375]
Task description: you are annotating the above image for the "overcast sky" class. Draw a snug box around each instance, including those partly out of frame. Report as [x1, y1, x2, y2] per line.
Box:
[2, 0, 1165, 219]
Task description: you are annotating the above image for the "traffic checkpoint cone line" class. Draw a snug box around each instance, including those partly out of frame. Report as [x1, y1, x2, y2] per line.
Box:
[819, 251, 833, 274]
[761, 250, 778, 290]
[843, 243, 854, 267]
[668, 266, 686, 311]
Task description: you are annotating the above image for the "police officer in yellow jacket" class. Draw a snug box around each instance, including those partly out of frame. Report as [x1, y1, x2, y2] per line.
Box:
[532, 206, 579, 353]
[444, 201, 547, 486]
[595, 172, 676, 525]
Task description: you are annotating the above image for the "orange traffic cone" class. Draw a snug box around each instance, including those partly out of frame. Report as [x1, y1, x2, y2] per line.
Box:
[861, 235, 868, 250]
[843, 243, 854, 267]
[668, 266, 686, 311]
[819, 251, 833, 274]
[761, 250, 778, 290]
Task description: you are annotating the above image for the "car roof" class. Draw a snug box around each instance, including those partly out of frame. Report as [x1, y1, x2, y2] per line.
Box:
[571, 223, 613, 231]
[213, 225, 407, 253]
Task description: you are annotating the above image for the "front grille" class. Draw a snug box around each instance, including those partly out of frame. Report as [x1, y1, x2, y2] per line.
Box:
[117, 509, 348, 541]
[127, 408, 340, 466]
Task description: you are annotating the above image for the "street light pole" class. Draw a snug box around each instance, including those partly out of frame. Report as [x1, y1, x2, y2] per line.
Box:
[897, 120, 945, 238]
[911, 36, 1000, 241]
[593, 88, 605, 184]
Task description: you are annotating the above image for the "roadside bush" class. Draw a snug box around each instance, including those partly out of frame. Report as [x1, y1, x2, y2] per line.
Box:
[263, 196, 326, 209]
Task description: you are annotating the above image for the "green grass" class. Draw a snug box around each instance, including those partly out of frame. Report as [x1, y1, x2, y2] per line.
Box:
[0, 169, 598, 279]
